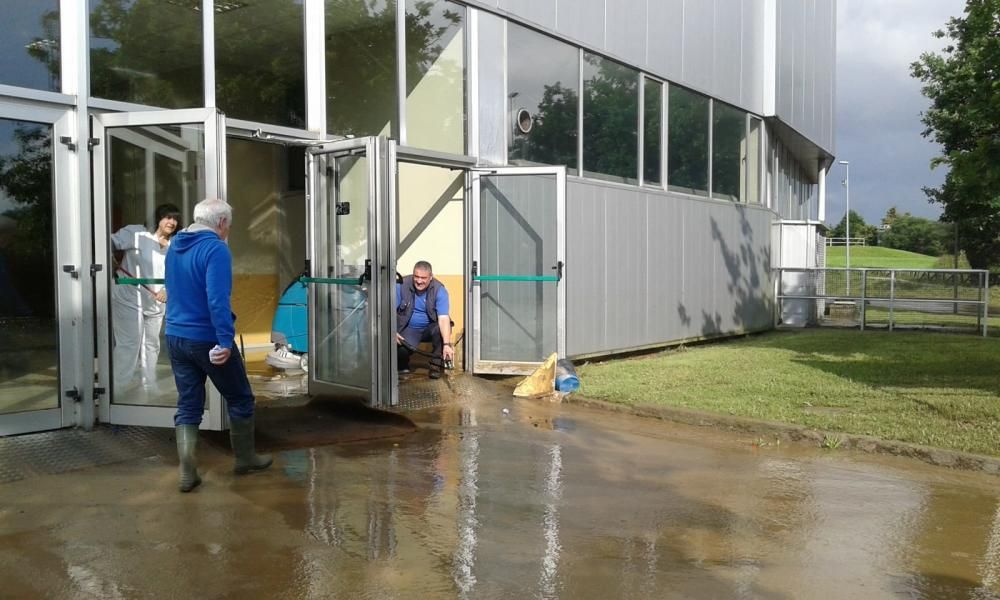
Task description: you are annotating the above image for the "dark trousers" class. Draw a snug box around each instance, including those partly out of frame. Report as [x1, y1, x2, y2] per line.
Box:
[167, 335, 255, 426]
[397, 322, 444, 372]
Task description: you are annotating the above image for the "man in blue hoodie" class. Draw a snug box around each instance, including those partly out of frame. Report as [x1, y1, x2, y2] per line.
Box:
[165, 198, 271, 492]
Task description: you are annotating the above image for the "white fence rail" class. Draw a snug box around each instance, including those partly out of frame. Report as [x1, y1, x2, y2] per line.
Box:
[775, 268, 990, 336]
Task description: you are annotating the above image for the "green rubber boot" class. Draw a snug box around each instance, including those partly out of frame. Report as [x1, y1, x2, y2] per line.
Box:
[176, 425, 202, 493]
[230, 416, 272, 475]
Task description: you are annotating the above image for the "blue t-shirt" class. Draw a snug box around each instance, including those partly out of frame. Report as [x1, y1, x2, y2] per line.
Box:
[396, 283, 450, 330]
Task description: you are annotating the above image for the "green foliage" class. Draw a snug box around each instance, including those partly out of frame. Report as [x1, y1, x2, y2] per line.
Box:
[511, 83, 579, 169]
[582, 54, 639, 181]
[911, 0, 1000, 269]
[828, 210, 877, 246]
[880, 214, 953, 256]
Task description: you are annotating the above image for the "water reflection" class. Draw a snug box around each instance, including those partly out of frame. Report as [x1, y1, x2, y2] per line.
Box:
[242, 398, 1000, 599]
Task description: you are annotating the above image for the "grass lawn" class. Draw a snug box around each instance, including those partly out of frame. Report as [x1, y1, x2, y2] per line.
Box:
[576, 329, 1000, 457]
[825, 246, 938, 269]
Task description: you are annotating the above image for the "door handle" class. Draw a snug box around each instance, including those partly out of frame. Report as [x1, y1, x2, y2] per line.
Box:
[552, 261, 564, 281]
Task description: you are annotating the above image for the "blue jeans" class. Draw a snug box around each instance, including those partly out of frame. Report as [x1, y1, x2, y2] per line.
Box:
[167, 335, 255, 426]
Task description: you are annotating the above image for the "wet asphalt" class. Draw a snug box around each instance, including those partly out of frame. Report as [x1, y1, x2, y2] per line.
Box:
[0, 393, 998, 599]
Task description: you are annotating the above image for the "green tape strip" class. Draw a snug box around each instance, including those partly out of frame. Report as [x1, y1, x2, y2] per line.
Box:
[300, 276, 359, 285]
[116, 277, 164, 285]
[473, 275, 559, 282]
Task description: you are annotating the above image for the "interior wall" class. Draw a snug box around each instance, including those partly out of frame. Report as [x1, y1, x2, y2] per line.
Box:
[396, 163, 466, 344]
[226, 138, 305, 346]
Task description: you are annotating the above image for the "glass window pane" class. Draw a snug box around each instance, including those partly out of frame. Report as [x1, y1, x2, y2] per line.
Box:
[0, 119, 58, 414]
[107, 123, 206, 406]
[315, 155, 371, 388]
[405, 0, 466, 153]
[216, 0, 305, 128]
[507, 23, 578, 173]
[712, 101, 745, 201]
[326, 0, 397, 138]
[90, 1, 203, 108]
[667, 85, 709, 195]
[746, 117, 761, 204]
[643, 78, 662, 185]
[582, 53, 638, 184]
[1, 1, 60, 91]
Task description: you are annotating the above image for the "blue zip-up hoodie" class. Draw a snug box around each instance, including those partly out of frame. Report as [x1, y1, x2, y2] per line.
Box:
[165, 225, 236, 349]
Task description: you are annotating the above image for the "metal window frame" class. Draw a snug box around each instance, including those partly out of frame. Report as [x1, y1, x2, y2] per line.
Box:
[91, 108, 227, 431]
[0, 100, 78, 435]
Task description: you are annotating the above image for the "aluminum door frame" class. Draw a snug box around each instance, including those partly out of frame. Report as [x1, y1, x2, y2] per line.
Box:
[0, 99, 80, 435]
[468, 165, 566, 375]
[92, 108, 227, 430]
[305, 136, 396, 409]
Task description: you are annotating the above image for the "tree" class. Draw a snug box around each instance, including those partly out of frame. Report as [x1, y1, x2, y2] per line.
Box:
[829, 210, 877, 246]
[882, 206, 899, 227]
[911, 0, 1000, 269]
[880, 214, 951, 256]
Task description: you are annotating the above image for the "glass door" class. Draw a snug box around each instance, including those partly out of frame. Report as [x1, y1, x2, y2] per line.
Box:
[306, 137, 396, 408]
[93, 108, 227, 430]
[469, 166, 566, 374]
[0, 101, 79, 436]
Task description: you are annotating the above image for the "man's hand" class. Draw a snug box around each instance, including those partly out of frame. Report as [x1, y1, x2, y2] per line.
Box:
[209, 346, 231, 365]
[396, 333, 404, 345]
[442, 344, 455, 362]
[155, 289, 167, 303]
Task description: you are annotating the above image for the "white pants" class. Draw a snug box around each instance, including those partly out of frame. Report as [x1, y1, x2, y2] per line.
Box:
[112, 301, 164, 390]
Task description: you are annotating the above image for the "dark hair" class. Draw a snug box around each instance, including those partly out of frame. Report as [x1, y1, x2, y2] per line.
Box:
[154, 203, 182, 237]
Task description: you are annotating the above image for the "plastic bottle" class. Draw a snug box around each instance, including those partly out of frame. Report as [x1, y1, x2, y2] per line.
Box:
[554, 359, 580, 393]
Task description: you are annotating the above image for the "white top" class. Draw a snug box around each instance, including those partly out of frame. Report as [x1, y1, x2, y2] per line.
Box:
[110, 224, 168, 316]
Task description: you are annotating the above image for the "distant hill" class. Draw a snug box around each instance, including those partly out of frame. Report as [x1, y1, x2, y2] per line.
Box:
[824, 246, 937, 269]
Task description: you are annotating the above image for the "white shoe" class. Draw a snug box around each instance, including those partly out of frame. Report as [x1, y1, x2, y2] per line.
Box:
[266, 346, 304, 371]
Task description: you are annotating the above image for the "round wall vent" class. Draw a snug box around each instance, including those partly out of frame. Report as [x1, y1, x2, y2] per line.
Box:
[515, 108, 533, 134]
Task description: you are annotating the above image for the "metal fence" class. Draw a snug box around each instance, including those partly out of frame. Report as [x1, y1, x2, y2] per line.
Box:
[775, 268, 991, 336]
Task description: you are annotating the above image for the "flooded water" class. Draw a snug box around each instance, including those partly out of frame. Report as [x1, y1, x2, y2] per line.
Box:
[1, 394, 998, 599]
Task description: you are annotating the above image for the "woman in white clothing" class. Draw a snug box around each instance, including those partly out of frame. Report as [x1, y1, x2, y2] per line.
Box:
[111, 203, 181, 393]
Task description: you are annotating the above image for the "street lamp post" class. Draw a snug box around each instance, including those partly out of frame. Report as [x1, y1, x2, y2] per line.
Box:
[839, 160, 850, 296]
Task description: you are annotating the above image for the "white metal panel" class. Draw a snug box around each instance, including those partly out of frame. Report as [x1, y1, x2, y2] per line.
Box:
[646, 0, 684, 82]
[498, 0, 557, 30]
[711, 0, 743, 107]
[606, 0, 646, 68]
[681, 0, 714, 93]
[554, 0, 605, 50]
[741, 0, 765, 112]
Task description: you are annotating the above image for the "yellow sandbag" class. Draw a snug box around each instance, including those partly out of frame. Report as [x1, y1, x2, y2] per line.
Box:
[513, 352, 557, 397]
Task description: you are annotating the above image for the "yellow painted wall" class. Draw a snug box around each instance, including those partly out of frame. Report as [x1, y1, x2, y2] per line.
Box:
[397, 163, 465, 343]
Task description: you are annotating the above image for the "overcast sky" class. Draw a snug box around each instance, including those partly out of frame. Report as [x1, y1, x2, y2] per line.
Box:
[825, 0, 966, 226]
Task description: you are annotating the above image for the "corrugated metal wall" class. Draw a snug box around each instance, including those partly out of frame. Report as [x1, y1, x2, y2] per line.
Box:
[565, 179, 775, 357]
[467, 0, 834, 156]
[776, 0, 836, 153]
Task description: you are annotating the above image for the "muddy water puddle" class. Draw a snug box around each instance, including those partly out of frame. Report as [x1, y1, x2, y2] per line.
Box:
[1, 395, 998, 599]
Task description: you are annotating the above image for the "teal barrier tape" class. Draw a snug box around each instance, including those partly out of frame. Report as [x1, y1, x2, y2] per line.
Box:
[299, 276, 360, 285]
[116, 277, 164, 285]
[473, 275, 559, 282]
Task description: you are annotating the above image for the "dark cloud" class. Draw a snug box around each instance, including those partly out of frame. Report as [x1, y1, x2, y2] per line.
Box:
[824, 0, 964, 225]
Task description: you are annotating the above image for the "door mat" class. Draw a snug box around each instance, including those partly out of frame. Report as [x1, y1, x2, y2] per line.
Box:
[203, 396, 416, 453]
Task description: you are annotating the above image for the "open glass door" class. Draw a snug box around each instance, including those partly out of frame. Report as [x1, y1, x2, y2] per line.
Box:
[306, 137, 396, 408]
[469, 166, 566, 374]
[0, 102, 79, 435]
[93, 109, 227, 429]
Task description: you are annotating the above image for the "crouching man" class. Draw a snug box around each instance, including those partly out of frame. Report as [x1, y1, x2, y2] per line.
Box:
[165, 198, 271, 492]
[396, 261, 454, 379]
